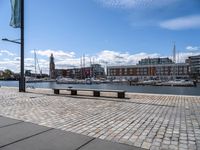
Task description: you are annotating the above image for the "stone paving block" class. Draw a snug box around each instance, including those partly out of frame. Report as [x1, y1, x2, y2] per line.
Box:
[141, 141, 151, 149]
[150, 145, 160, 150]
[168, 144, 178, 150]
[160, 144, 169, 150]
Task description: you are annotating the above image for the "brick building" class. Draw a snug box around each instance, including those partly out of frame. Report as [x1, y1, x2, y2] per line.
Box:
[107, 58, 189, 80]
[55, 64, 105, 79]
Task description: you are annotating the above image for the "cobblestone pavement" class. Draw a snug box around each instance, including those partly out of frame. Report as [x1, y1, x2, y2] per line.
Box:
[0, 87, 200, 150]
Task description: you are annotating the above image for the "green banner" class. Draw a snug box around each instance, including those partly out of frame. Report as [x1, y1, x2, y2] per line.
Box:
[10, 0, 21, 28]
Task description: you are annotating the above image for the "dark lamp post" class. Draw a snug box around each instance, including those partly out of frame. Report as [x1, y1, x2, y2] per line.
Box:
[20, 0, 25, 92]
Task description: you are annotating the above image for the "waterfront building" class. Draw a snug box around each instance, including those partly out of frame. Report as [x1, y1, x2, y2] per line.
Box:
[55, 64, 105, 79]
[55, 67, 90, 79]
[49, 54, 55, 79]
[188, 55, 200, 79]
[91, 64, 105, 78]
[25, 70, 48, 78]
[107, 58, 189, 80]
[138, 57, 173, 65]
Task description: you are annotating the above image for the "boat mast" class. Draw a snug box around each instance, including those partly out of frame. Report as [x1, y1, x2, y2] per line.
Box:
[34, 49, 37, 78]
[80, 56, 82, 79]
[173, 42, 176, 80]
[34, 49, 42, 78]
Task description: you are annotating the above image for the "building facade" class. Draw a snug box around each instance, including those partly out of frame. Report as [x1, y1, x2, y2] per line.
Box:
[138, 57, 173, 65]
[55, 64, 105, 79]
[188, 55, 200, 79]
[107, 58, 189, 80]
[91, 64, 105, 78]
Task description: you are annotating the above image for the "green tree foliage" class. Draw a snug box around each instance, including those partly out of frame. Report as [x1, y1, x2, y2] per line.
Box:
[3, 69, 14, 79]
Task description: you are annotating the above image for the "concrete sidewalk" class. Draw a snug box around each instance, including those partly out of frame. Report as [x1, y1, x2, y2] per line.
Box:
[0, 116, 143, 150]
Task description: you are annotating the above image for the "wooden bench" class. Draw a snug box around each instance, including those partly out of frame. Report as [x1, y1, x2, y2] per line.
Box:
[53, 88, 126, 98]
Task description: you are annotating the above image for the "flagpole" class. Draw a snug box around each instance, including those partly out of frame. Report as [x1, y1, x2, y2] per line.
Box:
[19, 0, 25, 92]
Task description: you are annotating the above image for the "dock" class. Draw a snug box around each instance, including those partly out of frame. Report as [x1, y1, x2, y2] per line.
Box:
[129, 80, 196, 87]
[0, 87, 200, 150]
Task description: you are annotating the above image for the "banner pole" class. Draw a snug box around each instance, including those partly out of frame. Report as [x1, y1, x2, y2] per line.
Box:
[19, 0, 25, 92]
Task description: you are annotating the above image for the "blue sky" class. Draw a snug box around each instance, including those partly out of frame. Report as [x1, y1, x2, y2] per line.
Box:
[0, 0, 200, 73]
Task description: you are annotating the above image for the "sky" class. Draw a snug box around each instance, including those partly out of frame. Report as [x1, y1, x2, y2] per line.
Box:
[0, 0, 200, 74]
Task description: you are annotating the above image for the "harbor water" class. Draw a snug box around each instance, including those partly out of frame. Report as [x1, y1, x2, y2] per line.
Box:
[0, 81, 200, 96]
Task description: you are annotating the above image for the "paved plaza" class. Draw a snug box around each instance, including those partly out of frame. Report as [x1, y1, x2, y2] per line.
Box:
[0, 116, 141, 150]
[0, 87, 200, 150]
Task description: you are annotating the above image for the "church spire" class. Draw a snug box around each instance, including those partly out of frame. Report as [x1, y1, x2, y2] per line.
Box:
[49, 53, 55, 79]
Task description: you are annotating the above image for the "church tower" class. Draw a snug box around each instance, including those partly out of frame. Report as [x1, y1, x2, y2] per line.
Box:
[49, 53, 55, 79]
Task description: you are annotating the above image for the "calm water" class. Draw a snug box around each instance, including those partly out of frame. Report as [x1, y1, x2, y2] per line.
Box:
[0, 81, 200, 96]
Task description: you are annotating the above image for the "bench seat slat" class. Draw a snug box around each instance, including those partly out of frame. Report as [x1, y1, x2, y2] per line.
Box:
[53, 88, 125, 98]
[53, 88, 125, 92]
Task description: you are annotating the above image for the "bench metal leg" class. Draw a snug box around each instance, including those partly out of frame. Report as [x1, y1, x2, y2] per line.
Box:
[71, 90, 77, 95]
[93, 91, 100, 97]
[118, 92, 125, 98]
[54, 89, 60, 94]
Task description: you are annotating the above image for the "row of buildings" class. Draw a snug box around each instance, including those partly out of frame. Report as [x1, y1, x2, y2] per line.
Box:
[49, 54, 200, 80]
[107, 56, 200, 80]
[49, 54, 105, 79]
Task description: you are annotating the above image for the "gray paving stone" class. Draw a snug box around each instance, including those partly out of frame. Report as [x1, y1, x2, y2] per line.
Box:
[0, 129, 94, 150]
[0, 122, 50, 147]
[0, 117, 21, 128]
[79, 139, 143, 150]
[150, 145, 160, 150]
[141, 141, 151, 149]
[160, 144, 169, 150]
[168, 144, 178, 150]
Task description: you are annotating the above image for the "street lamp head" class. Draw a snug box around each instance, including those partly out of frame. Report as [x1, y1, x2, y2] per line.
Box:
[2, 38, 8, 41]
[2, 38, 21, 44]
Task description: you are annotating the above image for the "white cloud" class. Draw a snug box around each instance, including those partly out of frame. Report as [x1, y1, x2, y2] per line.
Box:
[31, 49, 75, 59]
[96, 50, 160, 65]
[186, 46, 200, 52]
[56, 59, 80, 69]
[160, 15, 200, 30]
[97, 0, 139, 8]
[96, 0, 179, 9]
[177, 52, 200, 63]
[97, 50, 200, 65]
[0, 59, 20, 72]
[0, 50, 15, 56]
[24, 57, 49, 74]
[0, 56, 49, 74]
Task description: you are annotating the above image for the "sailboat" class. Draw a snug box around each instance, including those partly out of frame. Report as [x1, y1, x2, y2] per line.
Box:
[26, 49, 43, 83]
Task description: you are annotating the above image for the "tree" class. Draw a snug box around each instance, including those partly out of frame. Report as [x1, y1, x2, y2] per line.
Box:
[3, 69, 14, 79]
